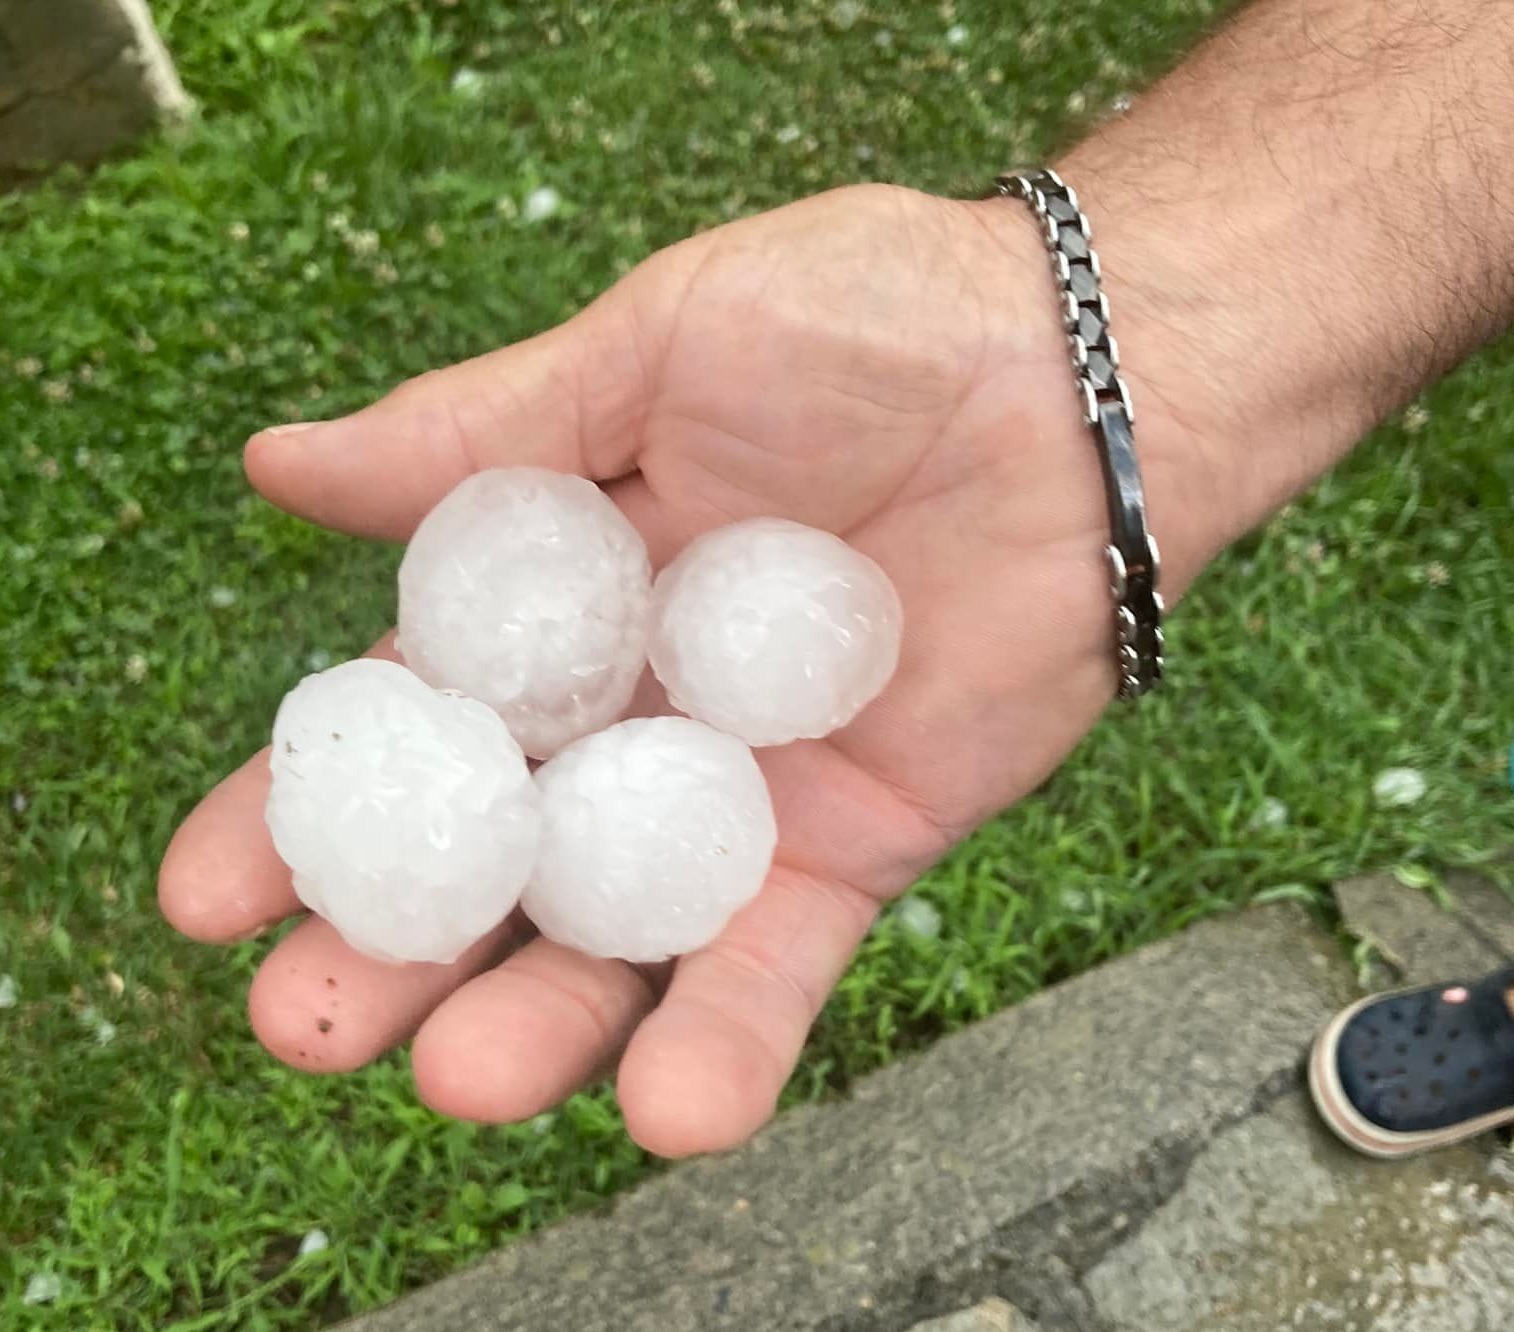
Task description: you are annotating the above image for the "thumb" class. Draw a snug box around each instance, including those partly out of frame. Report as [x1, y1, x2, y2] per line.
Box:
[243, 284, 655, 541]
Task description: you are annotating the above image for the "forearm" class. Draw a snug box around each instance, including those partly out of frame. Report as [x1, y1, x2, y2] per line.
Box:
[1001, 0, 1514, 583]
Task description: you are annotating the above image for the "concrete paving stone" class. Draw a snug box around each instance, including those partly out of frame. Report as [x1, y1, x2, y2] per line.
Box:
[1084, 1093, 1514, 1332]
[0, 0, 188, 174]
[1336, 874, 1512, 984]
[906, 1298, 1038, 1331]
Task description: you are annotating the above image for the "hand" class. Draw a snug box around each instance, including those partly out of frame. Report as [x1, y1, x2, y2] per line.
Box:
[159, 183, 1213, 1156]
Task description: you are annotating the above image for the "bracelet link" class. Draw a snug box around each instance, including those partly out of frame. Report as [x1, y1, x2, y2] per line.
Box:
[990, 169, 1165, 700]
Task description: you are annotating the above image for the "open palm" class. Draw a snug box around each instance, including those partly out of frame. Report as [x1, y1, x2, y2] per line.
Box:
[160, 184, 1200, 1156]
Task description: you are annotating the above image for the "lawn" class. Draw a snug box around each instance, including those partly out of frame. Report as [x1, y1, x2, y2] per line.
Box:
[4, 0, 1513, 1328]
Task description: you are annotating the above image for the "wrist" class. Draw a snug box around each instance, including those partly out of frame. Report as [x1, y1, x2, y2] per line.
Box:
[957, 187, 1257, 605]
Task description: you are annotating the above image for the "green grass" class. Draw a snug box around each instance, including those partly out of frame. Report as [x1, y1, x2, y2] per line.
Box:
[3, 0, 1513, 1327]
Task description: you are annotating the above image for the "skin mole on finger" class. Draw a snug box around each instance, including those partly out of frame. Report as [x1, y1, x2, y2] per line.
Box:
[325, 977, 337, 988]
[317, 1018, 333, 1034]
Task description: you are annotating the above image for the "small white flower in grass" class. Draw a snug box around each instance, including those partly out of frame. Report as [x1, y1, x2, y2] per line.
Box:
[302, 261, 321, 283]
[946, 23, 968, 46]
[451, 67, 486, 98]
[424, 223, 446, 249]
[775, 124, 802, 145]
[1374, 767, 1427, 808]
[830, 0, 861, 28]
[1250, 797, 1289, 831]
[227, 221, 250, 243]
[41, 379, 71, 403]
[495, 195, 519, 219]
[106, 971, 125, 997]
[327, 211, 351, 234]
[346, 229, 381, 257]
[1112, 91, 1134, 113]
[10, 792, 27, 814]
[854, 143, 874, 162]
[874, 29, 893, 48]
[373, 262, 400, 285]
[208, 586, 238, 609]
[1467, 401, 1489, 423]
[1067, 90, 1087, 114]
[23, 1273, 61, 1305]
[15, 356, 42, 378]
[310, 171, 329, 193]
[125, 653, 148, 684]
[523, 187, 561, 223]
[298, 1229, 330, 1256]
[305, 648, 333, 672]
[896, 896, 942, 940]
[0, 975, 17, 1008]
[1403, 403, 1431, 433]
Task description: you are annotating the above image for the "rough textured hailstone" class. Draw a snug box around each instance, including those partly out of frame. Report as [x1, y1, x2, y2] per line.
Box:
[523, 717, 777, 963]
[1373, 767, 1427, 808]
[1250, 797, 1290, 831]
[649, 517, 902, 747]
[265, 659, 540, 964]
[23, 1273, 61, 1306]
[398, 468, 651, 759]
[896, 896, 942, 941]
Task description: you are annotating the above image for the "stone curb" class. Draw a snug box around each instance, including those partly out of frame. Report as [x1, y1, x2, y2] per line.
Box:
[340, 904, 1349, 1332]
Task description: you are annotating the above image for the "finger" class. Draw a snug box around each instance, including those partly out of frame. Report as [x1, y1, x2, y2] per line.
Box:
[248, 915, 523, 1074]
[158, 632, 402, 943]
[410, 939, 661, 1123]
[245, 291, 656, 542]
[616, 866, 879, 1158]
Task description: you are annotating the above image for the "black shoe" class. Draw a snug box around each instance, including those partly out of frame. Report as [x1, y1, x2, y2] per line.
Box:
[1308, 964, 1514, 1158]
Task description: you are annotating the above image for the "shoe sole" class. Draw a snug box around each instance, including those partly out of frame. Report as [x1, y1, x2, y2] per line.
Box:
[1307, 985, 1514, 1159]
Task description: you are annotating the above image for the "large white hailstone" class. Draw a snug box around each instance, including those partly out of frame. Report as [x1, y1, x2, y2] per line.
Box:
[265, 659, 540, 964]
[397, 468, 651, 759]
[648, 517, 903, 747]
[522, 717, 777, 963]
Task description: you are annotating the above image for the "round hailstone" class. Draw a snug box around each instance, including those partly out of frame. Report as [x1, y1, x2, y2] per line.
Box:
[397, 468, 651, 759]
[522, 717, 777, 963]
[648, 517, 903, 747]
[265, 659, 540, 964]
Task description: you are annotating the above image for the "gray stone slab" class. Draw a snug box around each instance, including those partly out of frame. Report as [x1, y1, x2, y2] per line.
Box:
[1336, 874, 1510, 984]
[0, 0, 188, 175]
[340, 906, 1349, 1332]
[908, 1299, 1038, 1331]
[1084, 1093, 1514, 1332]
[1445, 871, 1514, 962]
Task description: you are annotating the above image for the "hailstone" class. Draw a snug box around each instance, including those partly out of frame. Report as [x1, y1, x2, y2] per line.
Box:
[522, 716, 777, 963]
[397, 468, 651, 759]
[265, 659, 540, 964]
[649, 517, 902, 747]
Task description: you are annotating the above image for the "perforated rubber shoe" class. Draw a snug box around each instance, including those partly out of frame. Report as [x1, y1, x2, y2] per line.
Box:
[1309, 964, 1514, 1159]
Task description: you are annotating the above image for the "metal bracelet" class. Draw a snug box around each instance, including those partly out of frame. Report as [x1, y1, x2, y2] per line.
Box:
[989, 168, 1164, 700]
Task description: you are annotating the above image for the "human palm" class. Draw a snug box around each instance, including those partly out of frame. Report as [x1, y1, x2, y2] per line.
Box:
[161, 184, 1194, 1156]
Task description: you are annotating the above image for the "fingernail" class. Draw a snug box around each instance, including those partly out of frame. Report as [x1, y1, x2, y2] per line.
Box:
[261, 421, 322, 440]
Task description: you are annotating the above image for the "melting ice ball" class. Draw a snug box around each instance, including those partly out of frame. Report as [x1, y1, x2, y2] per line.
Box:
[649, 517, 902, 747]
[397, 468, 651, 759]
[522, 717, 777, 963]
[265, 659, 540, 964]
